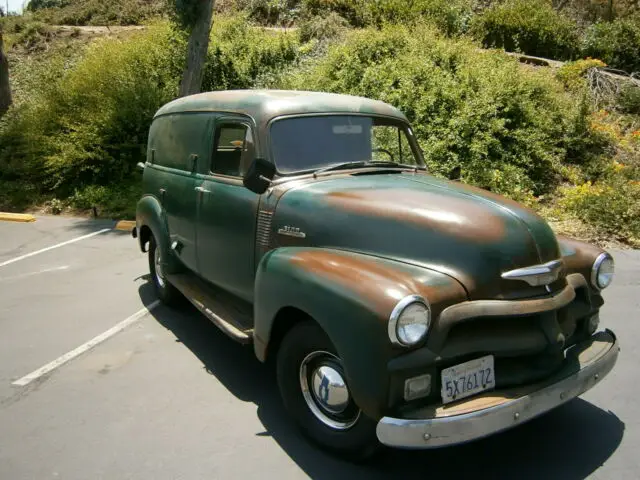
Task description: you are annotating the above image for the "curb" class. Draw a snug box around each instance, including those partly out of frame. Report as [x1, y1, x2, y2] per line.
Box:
[114, 220, 136, 231]
[0, 213, 36, 223]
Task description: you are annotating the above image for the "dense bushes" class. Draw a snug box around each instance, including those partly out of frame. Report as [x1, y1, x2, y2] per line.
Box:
[298, 11, 349, 43]
[0, 19, 300, 215]
[471, 0, 580, 60]
[239, 0, 473, 35]
[583, 15, 640, 73]
[366, 0, 473, 35]
[281, 24, 601, 201]
[30, 0, 166, 26]
[559, 176, 640, 244]
[204, 16, 299, 89]
[0, 26, 184, 196]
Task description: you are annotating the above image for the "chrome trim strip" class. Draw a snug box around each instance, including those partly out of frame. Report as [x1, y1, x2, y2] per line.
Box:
[376, 330, 619, 449]
[439, 283, 577, 329]
[501, 259, 564, 286]
[388, 295, 431, 347]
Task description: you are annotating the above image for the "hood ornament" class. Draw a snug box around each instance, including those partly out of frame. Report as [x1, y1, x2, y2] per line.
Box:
[501, 259, 564, 287]
[278, 225, 306, 239]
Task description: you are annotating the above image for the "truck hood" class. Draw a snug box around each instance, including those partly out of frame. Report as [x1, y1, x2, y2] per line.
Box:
[271, 172, 561, 300]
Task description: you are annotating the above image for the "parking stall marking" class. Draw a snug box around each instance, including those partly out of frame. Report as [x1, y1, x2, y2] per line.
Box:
[0, 265, 70, 282]
[12, 300, 160, 387]
[0, 228, 111, 269]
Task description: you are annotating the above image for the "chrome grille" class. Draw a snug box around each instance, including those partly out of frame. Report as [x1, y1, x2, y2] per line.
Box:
[256, 210, 274, 249]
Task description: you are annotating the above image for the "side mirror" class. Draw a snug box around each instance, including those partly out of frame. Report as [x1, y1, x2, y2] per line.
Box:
[448, 166, 461, 181]
[243, 158, 276, 195]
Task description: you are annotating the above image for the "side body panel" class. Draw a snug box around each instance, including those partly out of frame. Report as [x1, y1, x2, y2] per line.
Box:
[147, 112, 216, 272]
[196, 176, 260, 301]
[253, 247, 467, 419]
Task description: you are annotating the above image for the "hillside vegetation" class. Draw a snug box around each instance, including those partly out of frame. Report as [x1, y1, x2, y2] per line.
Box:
[0, 0, 639, 246]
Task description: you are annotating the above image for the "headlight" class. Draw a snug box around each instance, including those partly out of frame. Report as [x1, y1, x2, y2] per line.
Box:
[388, 295, 431, 347]
[591, 252, 614, 290]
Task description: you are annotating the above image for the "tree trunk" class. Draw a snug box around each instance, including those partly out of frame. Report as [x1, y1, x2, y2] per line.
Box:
[0, 30, 12, 118]
[178, 0, 215, 98]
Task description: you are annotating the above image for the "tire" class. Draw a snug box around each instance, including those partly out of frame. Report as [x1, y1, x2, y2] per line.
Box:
[148, 235, 180, 306]
[276, 321, 380, 461]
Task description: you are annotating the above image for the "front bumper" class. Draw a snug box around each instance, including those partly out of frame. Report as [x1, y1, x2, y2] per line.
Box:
[376, 329, 619, 449]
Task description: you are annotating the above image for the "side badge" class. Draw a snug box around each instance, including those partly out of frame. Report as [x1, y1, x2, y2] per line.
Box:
[278, 226, 307, 239]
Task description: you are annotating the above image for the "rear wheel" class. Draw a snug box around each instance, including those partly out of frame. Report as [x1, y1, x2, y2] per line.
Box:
[148, 235, 180, 306]
[276, 321, 379, 460]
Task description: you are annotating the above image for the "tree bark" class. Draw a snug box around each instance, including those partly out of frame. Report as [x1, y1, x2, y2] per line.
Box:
[0, 30, 12, 118]
[178, 0, 215, 98]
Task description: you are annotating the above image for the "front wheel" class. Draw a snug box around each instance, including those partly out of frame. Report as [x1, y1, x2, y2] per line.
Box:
[276, 321, 379, 460]
[148, 235, 180, 306]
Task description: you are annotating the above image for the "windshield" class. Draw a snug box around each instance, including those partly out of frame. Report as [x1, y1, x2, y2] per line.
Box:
[270, 115, 423, 174]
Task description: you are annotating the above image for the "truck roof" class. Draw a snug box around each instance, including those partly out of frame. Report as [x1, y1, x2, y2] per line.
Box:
[154, 90, 408, 124]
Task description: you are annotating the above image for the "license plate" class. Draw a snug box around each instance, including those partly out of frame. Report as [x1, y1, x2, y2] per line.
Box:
[440, 355, 495, 404]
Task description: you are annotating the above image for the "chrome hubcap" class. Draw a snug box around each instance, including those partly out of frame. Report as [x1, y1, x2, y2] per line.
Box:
[154, 247, 165, 288]
[300, 351, 360, 430]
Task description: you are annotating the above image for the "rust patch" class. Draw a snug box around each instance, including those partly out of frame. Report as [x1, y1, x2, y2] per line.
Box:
[289, 250, 465, 318]
[325, 189, 507, 243]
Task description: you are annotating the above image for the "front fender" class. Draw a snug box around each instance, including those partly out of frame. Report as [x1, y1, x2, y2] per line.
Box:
[135, 195, 181, 274]
[253, 247, 467, 419]
[558, 235, 606, 291]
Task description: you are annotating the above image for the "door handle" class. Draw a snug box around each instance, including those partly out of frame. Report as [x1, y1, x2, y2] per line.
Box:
[195, 186, 210, 194]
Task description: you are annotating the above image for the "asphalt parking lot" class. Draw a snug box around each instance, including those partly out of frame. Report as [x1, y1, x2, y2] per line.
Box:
[0, 215, 639, 480]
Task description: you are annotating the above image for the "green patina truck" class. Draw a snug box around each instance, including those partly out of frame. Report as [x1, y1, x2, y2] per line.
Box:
[134, 89, 619, 458]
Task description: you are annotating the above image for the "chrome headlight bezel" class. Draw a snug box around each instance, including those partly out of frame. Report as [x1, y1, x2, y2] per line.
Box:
[388, 295, 431, 347]
[591, 252, 614, 290]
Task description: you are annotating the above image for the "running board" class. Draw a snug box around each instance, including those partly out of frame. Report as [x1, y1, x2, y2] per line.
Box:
[166, 273, 254, 344]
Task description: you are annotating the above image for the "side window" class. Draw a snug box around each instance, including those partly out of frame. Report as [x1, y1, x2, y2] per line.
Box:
[150, 113, 213, 171]
[211, 123, 255, 177]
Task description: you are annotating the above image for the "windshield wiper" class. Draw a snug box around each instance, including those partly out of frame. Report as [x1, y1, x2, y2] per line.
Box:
[313, 161, 416, 177]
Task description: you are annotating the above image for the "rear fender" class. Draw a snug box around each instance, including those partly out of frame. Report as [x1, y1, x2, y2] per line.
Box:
[253, 247, 467, 419]
[135, 195, 181, 274]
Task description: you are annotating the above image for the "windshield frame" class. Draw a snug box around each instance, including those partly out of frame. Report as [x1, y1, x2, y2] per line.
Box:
[266, 113, 426, 176]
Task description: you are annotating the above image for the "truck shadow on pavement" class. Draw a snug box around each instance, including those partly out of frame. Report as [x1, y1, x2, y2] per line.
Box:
[140, 286, 625, 480]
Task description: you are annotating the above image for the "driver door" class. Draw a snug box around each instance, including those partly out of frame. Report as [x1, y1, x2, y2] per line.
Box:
[195, 118, 260, 301]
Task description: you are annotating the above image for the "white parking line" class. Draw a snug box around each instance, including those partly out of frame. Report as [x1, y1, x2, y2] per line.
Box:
[0, 228, 111, 269]
[0, 265, 70, 282]
[12, 300, 160, 387]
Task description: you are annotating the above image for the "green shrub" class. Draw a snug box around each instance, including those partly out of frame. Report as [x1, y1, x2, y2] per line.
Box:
[618, 84, 640, 114]
[11, 21, 53, 52]
[298, 11, 348, 43]
[0, 17, 300, 214]
[32, 0, 166, 26]
[556, 58, 606, 91]
[582, 15, 640, 73]
[367, 0, 474, 36]
[559, 175, 640, 244]
[237, 0, 303, 25]
[69, 181, 141, 218]
[0, 25, 185, 196]
[205, 15, 299, 88]
[301, 0, 371, 27]
[281, 24, 603, 201]
[27, 0, 71, 11]
[471, 0, 580, 60]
